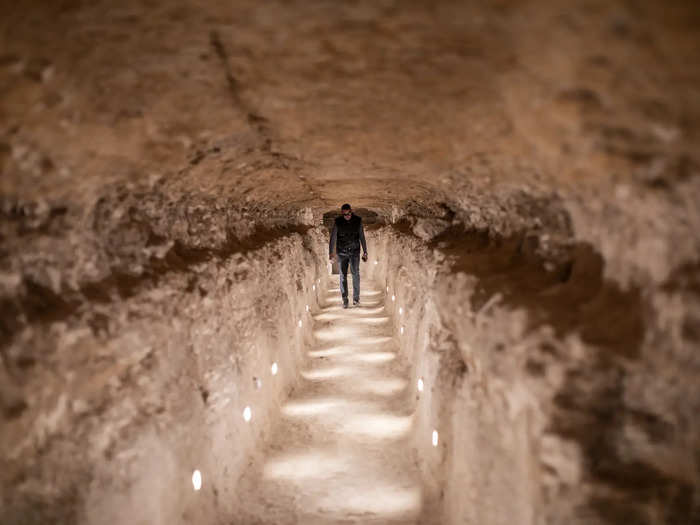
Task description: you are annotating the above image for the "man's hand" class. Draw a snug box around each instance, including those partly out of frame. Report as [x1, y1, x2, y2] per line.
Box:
[362, 252, 368, 262]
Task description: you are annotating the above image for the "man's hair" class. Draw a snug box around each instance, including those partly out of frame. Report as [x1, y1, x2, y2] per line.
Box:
[341, 203, 351, 211]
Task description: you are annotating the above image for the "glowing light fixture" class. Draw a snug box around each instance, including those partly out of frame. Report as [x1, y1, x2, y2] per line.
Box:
[243, 406, 252, 422]
[417, 378, 424, 392]
[271, 362, 278, 375]
[374, 260, 378, 265]
[192, 470, 202, 491]
[400, 326, 404, 334]
[254, 377, 262, 390]
[432, 430, 439, 447]
[298, 319, 303, 328]
[386, 286, 389, 292]
[399, 307, 403, 315]
[391, 295, 395, 302]
[312, 284, 316, 291]
[306, 304, 310, 312]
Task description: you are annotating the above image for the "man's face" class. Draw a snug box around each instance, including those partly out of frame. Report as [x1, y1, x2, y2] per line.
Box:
[342, 209, 352, 220]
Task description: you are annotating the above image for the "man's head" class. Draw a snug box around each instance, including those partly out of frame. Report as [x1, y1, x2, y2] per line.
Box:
[341, 203, 352, 220]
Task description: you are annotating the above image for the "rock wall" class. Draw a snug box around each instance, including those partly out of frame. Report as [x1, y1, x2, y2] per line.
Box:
[1, 188, 333, 524]
[2, 0, 699, 523]
[367, 203, 700, 524]
[4, 190, 698, 524]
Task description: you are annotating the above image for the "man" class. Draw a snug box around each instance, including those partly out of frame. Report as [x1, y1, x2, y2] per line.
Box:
[329, 203, 368, 308]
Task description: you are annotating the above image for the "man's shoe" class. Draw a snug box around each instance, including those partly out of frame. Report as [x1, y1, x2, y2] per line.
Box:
[353, 300, 360, 307]
[343, 302, 349, 309]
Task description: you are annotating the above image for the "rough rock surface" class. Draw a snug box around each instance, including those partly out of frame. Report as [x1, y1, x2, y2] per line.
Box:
[1, 0, 699, 523]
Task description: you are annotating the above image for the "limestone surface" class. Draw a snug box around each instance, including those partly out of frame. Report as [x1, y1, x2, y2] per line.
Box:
[1, 0, 699, 523]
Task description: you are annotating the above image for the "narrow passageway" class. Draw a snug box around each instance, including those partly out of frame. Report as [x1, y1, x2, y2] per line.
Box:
[4, 1, 699, 522]
[235, 279, 430, 524]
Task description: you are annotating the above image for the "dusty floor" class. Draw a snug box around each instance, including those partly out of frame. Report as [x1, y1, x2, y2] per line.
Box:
[234, 280, 436, 525]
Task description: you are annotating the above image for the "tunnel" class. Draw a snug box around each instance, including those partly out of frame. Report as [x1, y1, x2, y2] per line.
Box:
[1, 0, 699, 523]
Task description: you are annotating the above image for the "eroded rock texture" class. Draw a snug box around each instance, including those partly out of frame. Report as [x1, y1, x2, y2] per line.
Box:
[1, 0, 699, 523]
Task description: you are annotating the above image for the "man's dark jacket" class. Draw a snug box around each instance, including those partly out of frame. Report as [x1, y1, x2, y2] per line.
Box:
[329, 214, 367, 256]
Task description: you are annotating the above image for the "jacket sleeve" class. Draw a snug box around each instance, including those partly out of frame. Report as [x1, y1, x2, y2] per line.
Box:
[359, 220, 367, 254]
[329, 223, 337, 255]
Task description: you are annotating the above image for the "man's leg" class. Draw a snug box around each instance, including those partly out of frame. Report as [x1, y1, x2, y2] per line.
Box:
[350, 253, 360, 304]
[338, 254, 350, 306]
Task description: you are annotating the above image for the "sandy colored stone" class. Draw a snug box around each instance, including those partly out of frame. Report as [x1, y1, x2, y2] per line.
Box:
[1, 0, 699, 524]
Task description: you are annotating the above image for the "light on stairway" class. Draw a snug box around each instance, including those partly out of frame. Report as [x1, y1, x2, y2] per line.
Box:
[357, 376, 407, 395]
[352, 316, 390, 326]
[254, 377, 262, 390]
[282, 397, 348, 416]
[432, 430, 439, 447]
[374, 260, 378, 265]
[192, 469, 202, 491]
[399, 307, 403, 315]
[264, 451, 349, 481]
[271, 362, 278, 375]
[243, 406, 252, 422]
[312, 284, 316, 291]
[308, 345, 352, 357]
[349, 351, 396, 363]
[341, 413, 413, 438]
[391, 295, 395, 302]
[306, 304, 310, 312]
[301, 366, 350, 380]
[417, 378, 424, 392]
[400, 326, 404, 334]
[298, 319, 303, 328]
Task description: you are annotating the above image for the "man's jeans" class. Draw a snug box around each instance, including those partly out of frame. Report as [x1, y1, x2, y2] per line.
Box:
[337, 252, 360, 305]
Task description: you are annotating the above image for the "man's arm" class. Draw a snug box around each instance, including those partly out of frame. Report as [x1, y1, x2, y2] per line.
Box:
[329, 223, 337, 257]
[359, 220, 368, 255]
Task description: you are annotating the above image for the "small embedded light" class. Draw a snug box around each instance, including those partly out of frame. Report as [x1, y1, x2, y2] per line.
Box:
[391, 295, 395, 302]
[243, 406, 252, 422]
[417, 378, 424, 392]
[374, 260, 378, 265]
[312, 284, 316, 291]
[254, 377, 262, 390]
[400, 326, 404, 334]
[271, 362, 278, 375]
[386, 286, 389, 292]
[192, 470, 202, 491]
[298, 319, 303, 328]
[432, 430, 439, 447]
[399, 307, 403, 315]
[306, 304, 310, 312]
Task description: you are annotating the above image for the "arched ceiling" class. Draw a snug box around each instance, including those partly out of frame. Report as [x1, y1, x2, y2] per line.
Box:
[1, 0, 699, 264]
